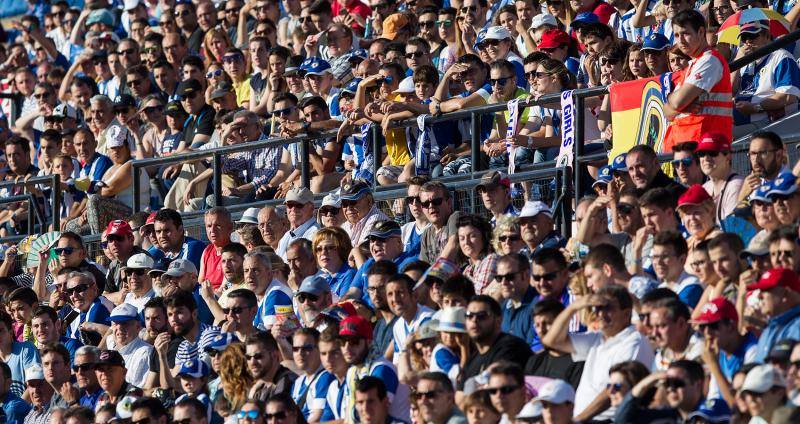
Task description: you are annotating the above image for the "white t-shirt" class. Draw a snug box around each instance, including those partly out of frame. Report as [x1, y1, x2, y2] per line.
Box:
[107, 336, 153, 388]
[392, 305, 435, 365]
[570, 325, 655, 421]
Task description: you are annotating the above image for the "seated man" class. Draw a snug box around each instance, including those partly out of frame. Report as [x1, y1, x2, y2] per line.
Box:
[339, 180, 389, 247]
[524, 299, 585, 388]
[651, 230, 703, 309]
[148, 209, 206, 270]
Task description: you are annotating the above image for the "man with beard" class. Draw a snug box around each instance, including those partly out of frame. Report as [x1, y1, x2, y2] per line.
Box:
[350, 221, 417, 304]
[31, 306, 82, 365]
[146, 291, 210, 390]
[72, 346, 103, 410]
[257, 207, 289, 252]
[338, 315, 410, 423]
[362, 261, 400, 356]
[290, 328, 336, 422]
[161, 259, 213, 325]
[245, 332, 297, 401]
[743, 131, 788, 202]
[292, 275, 333, 330]
[104, 220, 147, 294]
[106, 303, 152, 388]
[142, 298, 171, 345]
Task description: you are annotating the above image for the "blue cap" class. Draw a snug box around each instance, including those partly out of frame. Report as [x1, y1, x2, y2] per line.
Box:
[339, 180, 372, 201]
[301, 58, 331, 76]
[200, 331, 239, 352]
[593, 166, 613, 187]
[642, 33, 670, 51]
[296, 275, 331, 297]
[629, 276, 660, 300]
[610, 153, 628, 172]
[178, 358, 210, 378]
[768, 172, 798, 197]
[367, 220, 402, 239]
[685, 399, 731, 424]
[473, 28, 488, 51]
[86, 10, 114, 27]
[347, 49, 368, 62]
[573, 12, 599, 25]
[751, 182, 773, 203]
[343, 78, 362, 94]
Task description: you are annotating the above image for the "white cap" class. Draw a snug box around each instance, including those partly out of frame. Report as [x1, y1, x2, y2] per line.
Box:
[109, 303, 139, 322]
[106, 124, 133, 149]
[125, 253, 154, 270]
[519, 201, 553, 218]
[393, 76, 415, 94]
[741, 364, 786, 393]
[531, 14, 558, 30]
[516, 400, 544, 419]
[236, 207, 260, 224]
[124, 0, 142, 10]
[164, 258, 198, 277]
[116, 395, 138, 419]
[26, 364, 45, 382]
[321, 193, 341, 208]
[484, 26, 512, 41]
[533, 379, 575, 404]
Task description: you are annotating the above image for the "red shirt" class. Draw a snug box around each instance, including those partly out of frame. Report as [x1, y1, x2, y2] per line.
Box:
[331, 0, 372, 31]
[201, 244, 224, 290]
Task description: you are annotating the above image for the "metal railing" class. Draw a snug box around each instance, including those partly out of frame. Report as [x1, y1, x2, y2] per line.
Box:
[0, 174, 61, 244]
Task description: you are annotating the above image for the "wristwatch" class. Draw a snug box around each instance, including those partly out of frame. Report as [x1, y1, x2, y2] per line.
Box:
[527, 136, 534, 148]
[755, 104, 764, 113]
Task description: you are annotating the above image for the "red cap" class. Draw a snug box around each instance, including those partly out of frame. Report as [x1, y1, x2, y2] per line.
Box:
[106, 219, 133, 236]
[145, 212, 157, 227]
[747, 268, 800, 292]
[538, 29, 570, 50]
[691, 298, 738, 324]
[695, 132, 731, 153]
[677, 184, 712, 208]
[339, 316, 373, 340]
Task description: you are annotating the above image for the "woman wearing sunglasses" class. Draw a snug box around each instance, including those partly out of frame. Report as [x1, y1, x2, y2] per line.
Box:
[204, 62, 232, 105]
[492, 216, 526, 256]
[606, 360, 652, 408]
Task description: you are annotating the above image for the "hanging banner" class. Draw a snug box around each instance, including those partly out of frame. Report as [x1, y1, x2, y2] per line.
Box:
[556, 90, 575, 168]
[505, 98, 523, 196]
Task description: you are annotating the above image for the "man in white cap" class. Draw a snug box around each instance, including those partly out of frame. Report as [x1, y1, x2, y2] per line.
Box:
[518, 201, 565, 259]
[120, 253, 156, 312]
[277, 187, 319, 260]
[107, 303, 153, 388]
[515, 400, 543, 423]
[23, 365, 54, 422]
[162, 259, 213, 325]
[533, 379, 575, 424]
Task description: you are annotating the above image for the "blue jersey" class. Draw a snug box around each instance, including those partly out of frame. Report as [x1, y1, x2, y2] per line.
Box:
[351, 253, 418, 306]
[254, 280, 294, 330]
[291, 368, 337, 419]
[320, 265, 357, 300]
[429, 344, 460, 388]
[341, 359, 409, 423]
[735, 49, 800, 125]
[79, 153, 113, 183]
[147, 236, 207, 270]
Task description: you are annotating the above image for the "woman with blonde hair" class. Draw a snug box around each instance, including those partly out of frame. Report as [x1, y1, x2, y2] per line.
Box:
[312, 227, 355, 300]
[202, 27, 233, 66]
[492, 216, 525, 255]
[215, 343, 253, 418]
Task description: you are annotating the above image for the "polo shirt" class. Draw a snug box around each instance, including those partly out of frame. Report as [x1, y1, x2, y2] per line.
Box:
[570, 325, 655, 421]
[320, 265, 357, 301]
[735, 48, 800, 125]
[277, 218, 320, 260]
[750, 304, 800, 364]
[79, 387, 104, 410]
[419, 211, 463, 263]
[108, 336, 153, 388]
[200, 244, 225, 290]
[392, 305, 435, 363]
[501, 287, 537, 350]
[183, 104, 215, 147]
[351, 252, 418, 306]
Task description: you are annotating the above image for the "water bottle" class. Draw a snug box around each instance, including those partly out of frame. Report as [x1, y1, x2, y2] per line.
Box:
[364, 16, 373, 39]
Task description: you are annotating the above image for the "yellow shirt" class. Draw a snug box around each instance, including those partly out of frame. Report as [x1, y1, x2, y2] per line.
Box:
[233, 77, 252, 107]
[385, 94, 411, 166]
[494, 88, 532, 134]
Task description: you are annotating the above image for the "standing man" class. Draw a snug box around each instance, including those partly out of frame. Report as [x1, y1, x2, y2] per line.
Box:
[199, 207, 233, 291]
[149, 208, 207, 270]
[277, 188, 319, 260]
[663, 10, 732, 152]
[104, 220, 146, 295]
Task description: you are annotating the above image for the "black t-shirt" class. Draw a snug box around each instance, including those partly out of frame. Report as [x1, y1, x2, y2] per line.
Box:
[183, 104, 216, 147]
[524, 350, 585, 389]
[459, 332, 532, 390]
[148, 334, 183, 373]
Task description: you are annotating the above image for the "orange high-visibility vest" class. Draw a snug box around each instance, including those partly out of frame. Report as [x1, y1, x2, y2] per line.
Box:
[664, 47, 733, 152]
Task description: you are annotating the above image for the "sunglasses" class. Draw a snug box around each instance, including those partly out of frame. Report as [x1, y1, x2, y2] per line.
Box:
[66, 283, 90, 296]
[416, 389, 441, 399]
[118, 48, 137, 56]
[664, 378, 686, 390]
[479, 39, 502, 49]
[418, 20, 435, 29]
[406, 196, 421, 205]
[606, 382, 625, 393]
[72, 363, 95, 372]
[53, 247, 76, 255]
[531, 270, 561, 281]
[127, 268, 147, 276]
[465, 310, 491, 320]
[405, 51, 425, 59]
[526, 71, 549, 80]
[319, 207, 340, 216]
[222, 54, 243, 63]
[127, 78, 145, 88]
[699, 321, 721, 332]
[300, 16, 313, 23]
[376, 75, 394, 86]
[222, 306, 250, 315]
[34, 92, 50, 100]
[489, 76, 511, 87]
[238, 410, 261, 420]
[297, 293, 319, 304]
[206, 69, 223, 78]
[265, 411, 288, 420]
[495, 271, 519, 283]
[460, 5, 477, 13]
[671, 157, 694, 168]
[273, 106, 296, 116]
[488, 385, 519, 395]
[498, 235, 521, 242]
[420, 197, 445, 209]
[617, 202, 635, 215]
[142, 47, 158, 54]
[181, 91, 199, 100]
[697, 150, 723, 158]
[436, 19, 453, 27]
[292, 344, 315, 353]
[174, 9, 191, 17]
[142, 106, 163, 115]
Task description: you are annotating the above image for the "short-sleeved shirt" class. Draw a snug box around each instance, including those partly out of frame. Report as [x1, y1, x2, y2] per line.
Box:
[148, 236, 207, 270]
[291, 368, 337, 419]
[183, 105, 216, 147]
[69, 297, 111, 340]
[459, 333, 532, 389]
[254, 279, 295, 330]
[201, 244, 225, 290]
[679, 48, 725, 93]
[430, 343, 460, 388]
[7, 341, 41, 397]
[341, 359, 409, 423]
[570, 325, 655, 421]
[233, 77, 252, 107]
[392, 306, 435, 362]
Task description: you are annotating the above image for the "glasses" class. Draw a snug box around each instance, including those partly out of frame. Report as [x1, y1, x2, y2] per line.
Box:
[532, 270, 561, 281]
[66, 284, 90, 296]
[300, 16, 313, 23]
[222, 306, 250, 315]
[315, 245, 336, 253]
[238, 410, 261, 420]
[420, 197, 445, 209]
[119, 48, 137, 56]
[181, 91, 199, 101]
[405, 51, 426, 59]
[265, 411, 288, 420]
[606, 382, 624, 393]
[479, 39, 502, 49]
[376, 75, 394, 85]
[489, 76, 511, 87]
[406, 196, 421, 205]
[617, 202, 635, 215]
[664, 378, 686, 390]
[319, 207, 339, 216]
[72, 363, 95, 372]
[526, 71, 548, 80]
[297, 293, 319, 303]
[225, 8, 239, 13]
[115, 107, 131, 115]
[671, 157, 694, 168]
[546, 0, 562, 5]
[697, 150, 724, 158]
[465, 310, 491, 321]
[174, 9, 191, 17]
[460, 5, 477, 13]
[206, 69, 223, 78]
[495, 272, 519, 283]
[436, 19, 453, 27]
[740, 32, 762, 43]
[699, 321, 721, 332]
[128, 78, 145, 88]
[650, 253, 673, 261]
[416, 389, 441, 399]
[34, 92, 50, 100]
[498, 235, 521, 242]
[53, 247, 76, 255]
[143, 106, 163, 115]
[749, 148, 778, 159]
[292, 344, 315, 353]
[488, 385, 520, 395]
[711, 5, 732, 13]
[286, 202, 307, 209]
[273, 106, 296, 116]
[590, 304, 617, 314]
[223, 54, 243, 63]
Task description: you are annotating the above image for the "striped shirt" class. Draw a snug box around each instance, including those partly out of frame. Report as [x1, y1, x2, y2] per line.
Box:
[220, 133, 283, 189]
[175, 323, 219, 365]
